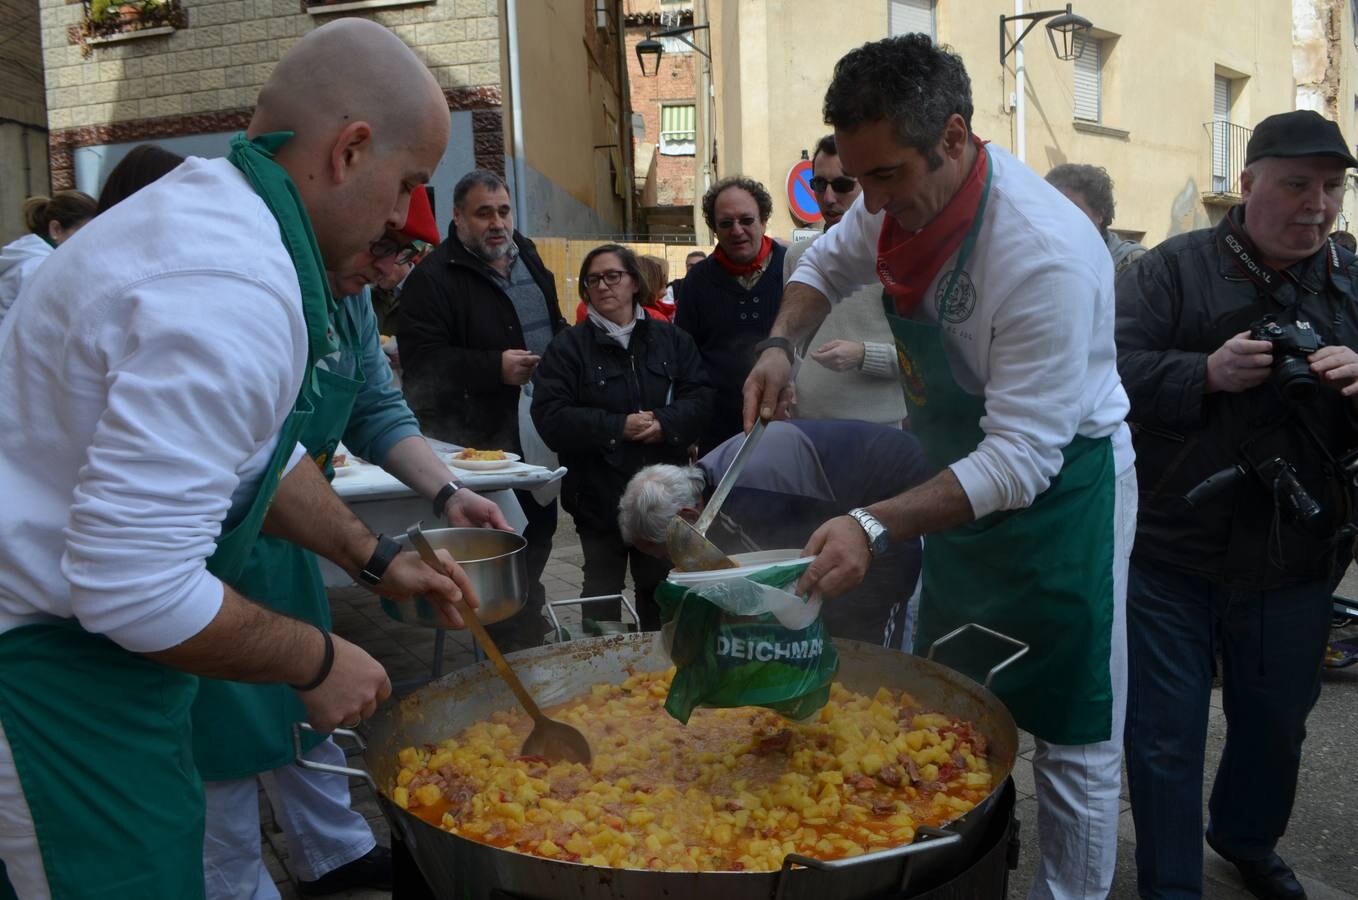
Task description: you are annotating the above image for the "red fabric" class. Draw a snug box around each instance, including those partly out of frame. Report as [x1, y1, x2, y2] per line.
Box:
[713, 234, 775, 278]
[396, 185, 440, 245]
[575, 300, 588, 324]
[876, 138, 989, 318]
[642, 301, 673, 322]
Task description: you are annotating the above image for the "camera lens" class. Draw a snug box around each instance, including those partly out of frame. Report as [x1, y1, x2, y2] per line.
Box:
[1274, 356, 1319, 402]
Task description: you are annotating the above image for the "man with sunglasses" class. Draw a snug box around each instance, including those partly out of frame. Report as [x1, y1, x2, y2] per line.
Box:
[192, 185, 513, 899]
[675, 176, 785, 454]
[783, 134, 906, 427]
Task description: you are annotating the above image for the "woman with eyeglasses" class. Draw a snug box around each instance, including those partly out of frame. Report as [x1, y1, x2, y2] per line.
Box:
[532, 243, 714, 629]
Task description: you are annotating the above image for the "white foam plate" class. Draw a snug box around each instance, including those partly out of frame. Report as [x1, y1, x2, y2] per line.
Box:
[666, 549, 813, 585]
[445, 451, 521, 471]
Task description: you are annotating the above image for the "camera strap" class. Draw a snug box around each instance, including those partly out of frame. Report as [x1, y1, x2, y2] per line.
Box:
[1219, 206, 1342, 301]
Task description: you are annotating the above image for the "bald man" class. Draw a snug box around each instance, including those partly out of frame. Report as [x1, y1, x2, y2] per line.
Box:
[0, 20, 461, 899]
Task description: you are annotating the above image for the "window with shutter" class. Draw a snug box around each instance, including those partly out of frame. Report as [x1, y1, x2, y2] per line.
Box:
[660, 104, 697, 156]
[1072, 35, 1101, 122]
[888, 0, 934, 39]
[1212, 75, 1232, 191]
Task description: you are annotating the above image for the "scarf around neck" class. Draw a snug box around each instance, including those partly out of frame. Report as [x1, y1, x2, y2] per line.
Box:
[588, 304, 645, 349]
[713, 234, 775, 279]
[876, 136, 990, 319]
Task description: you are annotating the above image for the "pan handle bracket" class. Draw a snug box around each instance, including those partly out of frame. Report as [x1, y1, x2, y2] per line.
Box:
[294, 723, 419, 847]
[544, 594, 639, 642]
[770, 825, 960, 899]
[927, 622, 1029, 689]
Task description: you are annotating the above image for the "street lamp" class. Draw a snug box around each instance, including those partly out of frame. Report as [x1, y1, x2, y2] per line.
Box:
[635, 24, 711, 77]
[1000, 3, 1092, 64]
[999, 3, 1093, 165]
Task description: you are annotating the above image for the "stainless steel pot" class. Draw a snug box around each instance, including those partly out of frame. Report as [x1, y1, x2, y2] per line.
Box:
[380, 527, 527, 628]
[302, 627, 1024, 899]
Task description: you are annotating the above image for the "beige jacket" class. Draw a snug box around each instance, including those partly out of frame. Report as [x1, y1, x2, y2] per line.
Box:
[783, 237, 906, 426]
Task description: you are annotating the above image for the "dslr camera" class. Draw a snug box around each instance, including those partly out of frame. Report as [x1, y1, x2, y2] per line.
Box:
[1249, 315, 1325, 402]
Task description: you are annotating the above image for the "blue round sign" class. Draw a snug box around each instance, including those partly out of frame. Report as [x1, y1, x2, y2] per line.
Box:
[786, 160, 822, 225]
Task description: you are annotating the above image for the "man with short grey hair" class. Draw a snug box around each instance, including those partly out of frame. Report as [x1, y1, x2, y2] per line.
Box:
[620, 419, 930, 645]
[399, 170, 566, 651]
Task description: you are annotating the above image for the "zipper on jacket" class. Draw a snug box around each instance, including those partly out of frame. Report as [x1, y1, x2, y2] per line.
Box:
[627, 354, 643, 413]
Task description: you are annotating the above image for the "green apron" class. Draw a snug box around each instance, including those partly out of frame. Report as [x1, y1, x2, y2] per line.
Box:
[192, 311, 366, 781]
[0, 132, 336, 898]
[887, 149, 1117, 745]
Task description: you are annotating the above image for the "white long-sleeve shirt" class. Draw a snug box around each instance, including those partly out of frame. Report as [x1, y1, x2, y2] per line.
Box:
[0, 233, 53, 327]
[789, 144, 1132, 520]
[0, 156, 309, 652]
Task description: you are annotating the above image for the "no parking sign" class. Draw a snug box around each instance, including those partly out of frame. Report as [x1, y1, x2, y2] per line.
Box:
[786, 159, 822, 225]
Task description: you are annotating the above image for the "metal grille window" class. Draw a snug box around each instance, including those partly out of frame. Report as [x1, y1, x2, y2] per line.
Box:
[1072, 34, 1101, 122]
[888, 0, 934, 38]
[660, 104, 696, 156]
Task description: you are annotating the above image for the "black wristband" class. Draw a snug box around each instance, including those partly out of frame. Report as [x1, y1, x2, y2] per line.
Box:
[433, 479, 466, 520]
[290, 626, 334, 692]
[754, 336, 795, 367]
[358, 534, 402, 586]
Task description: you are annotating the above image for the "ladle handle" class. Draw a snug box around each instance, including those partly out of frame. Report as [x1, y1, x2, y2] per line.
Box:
[404, 524, 545, 721]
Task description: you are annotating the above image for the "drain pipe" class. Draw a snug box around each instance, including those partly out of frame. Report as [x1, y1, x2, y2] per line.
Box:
[1013, 0, 1026, 164]
[504, 0, 529, 230]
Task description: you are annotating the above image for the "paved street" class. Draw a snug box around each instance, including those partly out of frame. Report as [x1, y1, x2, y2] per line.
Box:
[261, 519, 1358, 899]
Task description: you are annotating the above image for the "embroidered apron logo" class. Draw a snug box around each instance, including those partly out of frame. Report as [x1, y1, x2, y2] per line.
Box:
[896, 345, 928, 406]
[935, 269, 977, 323]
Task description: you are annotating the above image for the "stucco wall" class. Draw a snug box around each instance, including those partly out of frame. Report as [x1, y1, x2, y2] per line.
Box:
[711, 0, 1296, 247]
[510, 0, 626, 235]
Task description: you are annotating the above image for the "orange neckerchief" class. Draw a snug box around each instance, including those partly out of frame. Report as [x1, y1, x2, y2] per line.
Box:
[877, 137, 989, 318]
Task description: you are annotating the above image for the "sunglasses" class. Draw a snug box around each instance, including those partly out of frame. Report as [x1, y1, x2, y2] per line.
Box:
[369, 236, 421, 266]
[716, 215, 759, 230]
[809, 176, 858, 194]
[583, 269, 629, 288]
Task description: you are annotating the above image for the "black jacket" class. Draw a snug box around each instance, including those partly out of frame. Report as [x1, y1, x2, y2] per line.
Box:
[531, 315, 714, 533]
[1116, 211, 1358, 587]
[673, 246, 786, 453]
[397, 232, 566, 451]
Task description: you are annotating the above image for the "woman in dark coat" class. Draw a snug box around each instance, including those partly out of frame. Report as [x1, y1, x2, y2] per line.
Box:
[532, 244, 713, 629]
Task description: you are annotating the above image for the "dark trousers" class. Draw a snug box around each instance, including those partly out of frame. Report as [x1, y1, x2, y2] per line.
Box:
[577, 527, 671, 631]
[486, 490, 557, 651]
[1123, 561, 1331, 898]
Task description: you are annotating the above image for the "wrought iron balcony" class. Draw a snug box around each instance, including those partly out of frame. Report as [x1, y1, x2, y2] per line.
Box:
[1202, 120, 1252, 206]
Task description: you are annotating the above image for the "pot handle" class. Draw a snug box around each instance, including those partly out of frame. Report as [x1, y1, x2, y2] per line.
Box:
[772, 825, 960, 898]
[295, 723, 422, 848]
[926, 622, 1029, 689]
[292, 722, 378, 792]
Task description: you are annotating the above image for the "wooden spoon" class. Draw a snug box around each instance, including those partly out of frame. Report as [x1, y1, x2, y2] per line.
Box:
[405, 523, 592, 766]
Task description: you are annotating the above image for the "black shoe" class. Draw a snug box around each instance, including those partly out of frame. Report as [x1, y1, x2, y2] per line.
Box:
[296, 845, 392, 896]
[1206, 834, 1306, 899]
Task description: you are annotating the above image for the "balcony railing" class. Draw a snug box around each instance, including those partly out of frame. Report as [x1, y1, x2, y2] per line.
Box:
[1203, 120, 1252, 204]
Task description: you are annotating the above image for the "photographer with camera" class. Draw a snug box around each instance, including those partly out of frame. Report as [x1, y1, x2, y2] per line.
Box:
[1116, 110, 1358, 900]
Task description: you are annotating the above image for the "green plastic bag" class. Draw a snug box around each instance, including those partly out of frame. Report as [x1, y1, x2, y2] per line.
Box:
[655, 560, 839, 724]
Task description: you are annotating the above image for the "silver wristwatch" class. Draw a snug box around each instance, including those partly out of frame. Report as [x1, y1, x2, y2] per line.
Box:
[848, 508, 890, 557]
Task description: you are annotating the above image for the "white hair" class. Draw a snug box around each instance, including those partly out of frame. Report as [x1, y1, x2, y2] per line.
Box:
[618, 464, 707, 546]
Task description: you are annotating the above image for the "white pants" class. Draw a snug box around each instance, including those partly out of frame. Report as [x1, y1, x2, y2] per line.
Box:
[0, 718, 49, 899]
[1027, 465, 1136, 900]
[202, 738, 375, 900]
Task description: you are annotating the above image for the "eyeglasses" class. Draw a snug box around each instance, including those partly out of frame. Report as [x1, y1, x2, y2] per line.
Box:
[583, 269, 629, 288]
[369, 236, 421, 266]
[809, 176, 858, 194]
[715, 215, 759, 230]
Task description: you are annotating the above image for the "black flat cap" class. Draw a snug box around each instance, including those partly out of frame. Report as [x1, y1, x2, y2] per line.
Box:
[1246, 110, 1358, 168]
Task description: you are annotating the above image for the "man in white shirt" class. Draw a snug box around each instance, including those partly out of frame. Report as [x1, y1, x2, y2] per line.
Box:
[744, 35, 1135, 899]
[0, 20, 472, 900]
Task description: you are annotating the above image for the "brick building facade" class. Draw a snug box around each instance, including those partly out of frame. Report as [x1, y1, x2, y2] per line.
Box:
[624, 2, 697, 234]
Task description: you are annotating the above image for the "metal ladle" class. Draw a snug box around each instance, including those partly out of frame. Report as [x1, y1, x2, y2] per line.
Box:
[405, 523, 592, 766]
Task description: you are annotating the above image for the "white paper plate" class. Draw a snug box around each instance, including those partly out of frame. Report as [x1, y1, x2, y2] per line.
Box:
[446, 451, 521, 471]
[666, 549, 813, 585]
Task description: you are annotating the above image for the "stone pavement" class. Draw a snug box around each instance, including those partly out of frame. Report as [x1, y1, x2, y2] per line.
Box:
[260, 518, 1358, 898]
